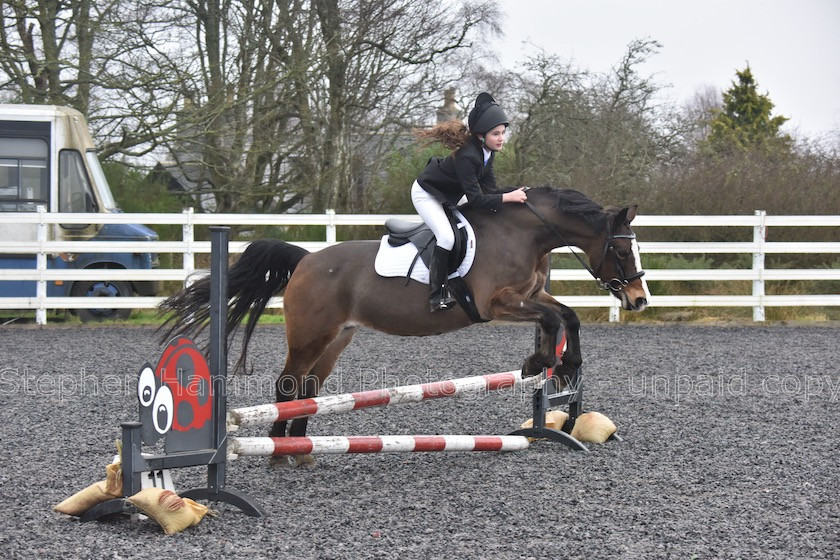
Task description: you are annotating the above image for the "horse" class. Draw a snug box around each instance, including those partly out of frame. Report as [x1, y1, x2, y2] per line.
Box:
[160, 187, 649, 466]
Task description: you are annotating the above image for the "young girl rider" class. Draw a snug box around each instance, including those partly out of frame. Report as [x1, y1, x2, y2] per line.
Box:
[412, 92, 528, 312]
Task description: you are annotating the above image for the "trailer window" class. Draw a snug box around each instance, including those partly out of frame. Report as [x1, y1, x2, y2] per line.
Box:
[85, 150, 118, 211]
[59, 149, 98, 213]
[0, 138, 48, 212]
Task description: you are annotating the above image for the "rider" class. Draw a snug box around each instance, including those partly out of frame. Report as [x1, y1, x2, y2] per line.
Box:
[412, 92, 528, 312]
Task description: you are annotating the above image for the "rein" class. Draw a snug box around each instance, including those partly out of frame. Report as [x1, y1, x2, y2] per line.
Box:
[524, 200, 645, 293]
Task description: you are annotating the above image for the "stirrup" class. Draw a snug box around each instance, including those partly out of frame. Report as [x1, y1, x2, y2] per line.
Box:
[430, 289, 456, 312]
[430, 300, 456, 312]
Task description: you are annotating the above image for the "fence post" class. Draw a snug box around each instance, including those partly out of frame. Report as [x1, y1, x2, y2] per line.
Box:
[326, 209, 336, 244]
[752, 210, 767, 322]
[36, 205, 47, 325]
[183, 208, 195, 286]
[609, 295, 621, 322]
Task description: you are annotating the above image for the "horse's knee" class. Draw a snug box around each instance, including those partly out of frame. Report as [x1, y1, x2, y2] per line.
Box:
[562, 312, 580, 333]
[539, 309, 563, 335]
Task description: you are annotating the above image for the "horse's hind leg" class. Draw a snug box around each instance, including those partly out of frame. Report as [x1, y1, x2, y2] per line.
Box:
[268, 358, 314, 440]
[289, 326, 358, 438]
[267, 327, 337, 465]
[273, 326, 358, 468]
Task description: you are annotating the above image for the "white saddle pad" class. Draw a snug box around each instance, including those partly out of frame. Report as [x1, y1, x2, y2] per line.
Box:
[374, 210, 477, 284]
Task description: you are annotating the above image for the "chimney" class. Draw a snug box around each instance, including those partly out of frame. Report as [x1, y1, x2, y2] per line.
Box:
[436, 88, 458, 123]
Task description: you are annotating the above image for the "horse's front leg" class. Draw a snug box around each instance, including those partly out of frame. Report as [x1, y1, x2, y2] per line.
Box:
[488, 288, 564, 378]
[528, 300, 585, 384]
[536, 294, 582, 388]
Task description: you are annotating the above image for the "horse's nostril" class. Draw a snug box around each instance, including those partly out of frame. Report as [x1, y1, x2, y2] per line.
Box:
[635, 297, 648, 310]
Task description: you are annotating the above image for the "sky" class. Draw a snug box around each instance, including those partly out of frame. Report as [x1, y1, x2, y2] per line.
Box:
[494, 0, 840, 139]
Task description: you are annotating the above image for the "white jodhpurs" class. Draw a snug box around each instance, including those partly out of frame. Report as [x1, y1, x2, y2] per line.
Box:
[411, 181, 455, 251]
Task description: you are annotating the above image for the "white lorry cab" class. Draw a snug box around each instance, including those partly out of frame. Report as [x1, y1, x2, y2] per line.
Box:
[0, 104, 160, 321]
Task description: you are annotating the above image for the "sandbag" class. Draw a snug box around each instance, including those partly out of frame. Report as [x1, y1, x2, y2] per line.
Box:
[518, 410, 570, 440]
[570, 411, 617, 443]
[127, 488, 210, 535]
[54, 481, 115, 516]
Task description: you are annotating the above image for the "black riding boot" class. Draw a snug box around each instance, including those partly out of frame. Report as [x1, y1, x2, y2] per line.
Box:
[429, 246, 457, 312]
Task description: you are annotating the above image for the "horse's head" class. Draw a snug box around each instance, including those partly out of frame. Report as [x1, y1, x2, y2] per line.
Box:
[589, 205, 650, 311]
[515, 187, 650, 312]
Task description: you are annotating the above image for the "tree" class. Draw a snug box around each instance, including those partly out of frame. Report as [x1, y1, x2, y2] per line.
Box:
[1, 0, 500, 214]
[702, 65, 791, 155]
[0, 1, 186, 159]
[507, 39, 683, 204]
[297, 0, 501, 212]
[650, 67, 838, 218]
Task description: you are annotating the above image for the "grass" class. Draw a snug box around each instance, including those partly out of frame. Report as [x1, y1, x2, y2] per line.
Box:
[0, 308, 287, 327]
[3, 303, 836, 327]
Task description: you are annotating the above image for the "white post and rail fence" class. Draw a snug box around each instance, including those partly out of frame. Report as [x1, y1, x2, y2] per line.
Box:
[1, 209, 838, 325]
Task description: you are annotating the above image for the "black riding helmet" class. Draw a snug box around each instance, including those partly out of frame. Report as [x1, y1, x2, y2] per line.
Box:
[467, 92, 509, 134]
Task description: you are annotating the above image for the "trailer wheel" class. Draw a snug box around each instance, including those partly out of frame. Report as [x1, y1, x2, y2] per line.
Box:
[70, 280, 133, 322]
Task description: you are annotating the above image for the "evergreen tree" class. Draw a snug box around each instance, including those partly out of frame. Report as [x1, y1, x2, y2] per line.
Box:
[703, 66, 791, 154]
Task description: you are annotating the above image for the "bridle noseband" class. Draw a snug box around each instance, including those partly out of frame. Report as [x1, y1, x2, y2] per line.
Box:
[598, 233, 646, 292]
[524, 200, 645, 293]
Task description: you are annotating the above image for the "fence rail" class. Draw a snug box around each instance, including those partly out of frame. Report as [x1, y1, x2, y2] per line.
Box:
[1, 209, 838, 324]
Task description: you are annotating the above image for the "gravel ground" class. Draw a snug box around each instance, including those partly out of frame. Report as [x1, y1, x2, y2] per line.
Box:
[0, 322, 838, 559]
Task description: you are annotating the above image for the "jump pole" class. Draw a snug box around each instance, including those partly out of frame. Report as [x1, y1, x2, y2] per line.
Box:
[229, 435, 530, 457]
[228, 370, 541, 430]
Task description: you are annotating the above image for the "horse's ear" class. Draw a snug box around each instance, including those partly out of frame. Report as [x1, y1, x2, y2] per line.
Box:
[626, 204, 638, 223]
[611, 205, 637, 228]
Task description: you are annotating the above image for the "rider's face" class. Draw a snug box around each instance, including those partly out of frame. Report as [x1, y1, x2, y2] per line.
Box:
[480, 124, 507, 151]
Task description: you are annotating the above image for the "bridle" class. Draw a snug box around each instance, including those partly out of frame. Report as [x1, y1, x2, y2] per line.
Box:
[598, 232, 646, 292]
[524, 200, 646, 293]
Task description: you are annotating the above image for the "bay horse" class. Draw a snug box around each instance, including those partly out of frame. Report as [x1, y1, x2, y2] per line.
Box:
[160, 187, 649, 465]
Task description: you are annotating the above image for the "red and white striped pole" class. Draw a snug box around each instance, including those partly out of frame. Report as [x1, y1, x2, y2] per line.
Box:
[228, 369, 540, 430]
[229, 435, 530, 457]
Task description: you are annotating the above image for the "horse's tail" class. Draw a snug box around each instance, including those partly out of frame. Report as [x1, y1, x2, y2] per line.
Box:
[159, 239, 310, 371]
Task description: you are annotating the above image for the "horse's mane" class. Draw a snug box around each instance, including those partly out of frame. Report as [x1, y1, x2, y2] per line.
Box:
[528, 186, 608, 232]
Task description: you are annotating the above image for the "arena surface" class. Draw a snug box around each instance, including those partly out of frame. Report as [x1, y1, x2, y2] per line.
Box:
[1, 323, 837, 559]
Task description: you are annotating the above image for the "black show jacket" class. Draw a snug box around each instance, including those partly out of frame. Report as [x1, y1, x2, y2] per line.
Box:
[416, 138, 504, 212]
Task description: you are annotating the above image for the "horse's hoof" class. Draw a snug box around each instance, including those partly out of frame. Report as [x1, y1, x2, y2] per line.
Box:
[292, 454, 317, 469]
[268, 455, 294, 468]
[521, 359, 541, 378]
[554, 362, 580, 387]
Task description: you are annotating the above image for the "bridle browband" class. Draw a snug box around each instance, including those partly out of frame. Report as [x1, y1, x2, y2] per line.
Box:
[524, 200, 645, 293]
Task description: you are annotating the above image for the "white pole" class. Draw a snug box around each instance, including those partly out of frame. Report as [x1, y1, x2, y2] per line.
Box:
[36, 205, 48, 325]
[326, 209, 336, 245]
[753, 210, 766, 322]
[182, 207, 195, 287]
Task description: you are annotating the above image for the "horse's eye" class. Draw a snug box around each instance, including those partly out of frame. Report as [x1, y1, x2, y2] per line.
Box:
[613, 247, 630, 260]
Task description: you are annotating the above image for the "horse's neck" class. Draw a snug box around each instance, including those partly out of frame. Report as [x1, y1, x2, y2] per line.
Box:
[468, 204, 596, 255]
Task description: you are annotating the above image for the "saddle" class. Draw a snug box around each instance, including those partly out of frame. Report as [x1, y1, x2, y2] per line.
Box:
[382, 208, 485, 323]
[384, 214, 467, 274]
